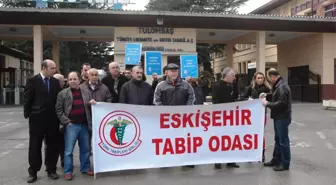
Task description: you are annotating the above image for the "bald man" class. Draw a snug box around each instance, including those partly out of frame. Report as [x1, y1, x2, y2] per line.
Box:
[23, 59, 62, 183]
[101, 62, 129, 103]
[119, 66, 153, 105]
[54, 74, 65, 89]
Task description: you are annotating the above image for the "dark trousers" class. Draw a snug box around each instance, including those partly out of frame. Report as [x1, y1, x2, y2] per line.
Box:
[28, 117, 60, 175]
[89, 130, 92, 152]
[272, 118, 291, 168]
[44, 132, 65, 166]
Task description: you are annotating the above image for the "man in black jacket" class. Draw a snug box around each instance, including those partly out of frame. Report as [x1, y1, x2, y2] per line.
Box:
[119, 66, 153, 105]
[152, 65, 167, 91]
[212, 67, 240, 169]
[101, 62, 129, 103]
[262, 68, 292, 171]
[23, 59, 62, 183]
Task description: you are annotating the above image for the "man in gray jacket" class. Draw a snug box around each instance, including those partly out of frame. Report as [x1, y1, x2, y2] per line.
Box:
[55, 71, 94, 180]
[153, 63, 195, 168]
[153, 63, 195, 106]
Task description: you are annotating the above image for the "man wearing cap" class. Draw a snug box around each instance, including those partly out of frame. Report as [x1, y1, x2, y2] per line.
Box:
[153, 63, 195, 168]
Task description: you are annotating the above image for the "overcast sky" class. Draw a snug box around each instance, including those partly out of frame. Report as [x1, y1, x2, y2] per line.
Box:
[123, 0, 273, 14]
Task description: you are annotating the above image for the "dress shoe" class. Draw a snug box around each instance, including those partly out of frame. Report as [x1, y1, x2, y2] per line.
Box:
[273, 165, 289, 171]
[262, 149, 265, 163]
[214, 163, 222, 169]
[27, 175, 37, 183]
[264, 160, 278, 167]
[82, 170, 94, 176]
[48, 172, 59, 180]
[227, 163, 240, 168]
[183, 165, 195, 168]
[64, 174, 73, 181]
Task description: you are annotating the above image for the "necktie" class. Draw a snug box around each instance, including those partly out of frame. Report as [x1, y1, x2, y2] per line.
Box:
[44, 77, 49, 93]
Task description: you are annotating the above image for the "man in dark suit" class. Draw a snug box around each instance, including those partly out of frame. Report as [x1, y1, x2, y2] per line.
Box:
[23, 59, 62, 183]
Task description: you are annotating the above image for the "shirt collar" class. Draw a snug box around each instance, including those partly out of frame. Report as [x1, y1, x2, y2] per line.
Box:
[40, 72, 46, 79]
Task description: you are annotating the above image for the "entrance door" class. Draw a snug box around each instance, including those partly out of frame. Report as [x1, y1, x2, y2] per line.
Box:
[288, 65, 309, 86]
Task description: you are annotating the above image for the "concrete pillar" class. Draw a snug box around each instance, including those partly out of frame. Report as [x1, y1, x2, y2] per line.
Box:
[256, 31, 266, 75]
[226, 43, 234, 68]
[52, 41, 60, 73]
[33, 25, 43, 75]
[162, 55, 168, 71]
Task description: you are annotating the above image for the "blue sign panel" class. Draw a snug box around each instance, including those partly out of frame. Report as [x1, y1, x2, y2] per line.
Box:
[125, 43, 142, 65]
[145, 51, 162, 75]
[36, 0, 48, 8]
[113, 3, 122, 10]
[180, 55, 198, 78]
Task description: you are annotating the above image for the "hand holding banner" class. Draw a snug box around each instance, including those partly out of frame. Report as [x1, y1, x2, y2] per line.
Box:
[92, 100, 265, 175]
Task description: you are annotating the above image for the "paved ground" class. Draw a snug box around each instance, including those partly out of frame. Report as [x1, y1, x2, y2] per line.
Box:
[0, 103, 335, 185]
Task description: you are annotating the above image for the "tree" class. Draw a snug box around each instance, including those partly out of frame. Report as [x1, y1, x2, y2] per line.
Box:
[146, 0, 248, 72]
[1, 1, 114, 75]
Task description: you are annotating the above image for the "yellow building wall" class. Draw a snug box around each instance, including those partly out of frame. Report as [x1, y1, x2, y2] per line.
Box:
[229, 45, 277, 74]
[224, 0, 336, 75]
[322, 33, 336, 85]
[277, 34, 322, 83]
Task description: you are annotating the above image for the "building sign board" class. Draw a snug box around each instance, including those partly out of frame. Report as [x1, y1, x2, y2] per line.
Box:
[145, 51, 162, 75]
[114, 27, 196, 54]
[124, 43, 142, 65]
[180, 55, 198, 78]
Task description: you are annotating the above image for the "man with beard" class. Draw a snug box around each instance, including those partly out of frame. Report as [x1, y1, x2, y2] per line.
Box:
[262, 68, 292, 171]
[119, 66, 153, 105]
[80, 63, 91, 84]
[212, 67, 240, 169]
[123, 69, 132, 80]
[153, 63, 195, 168]
[151, 65, 168, 91]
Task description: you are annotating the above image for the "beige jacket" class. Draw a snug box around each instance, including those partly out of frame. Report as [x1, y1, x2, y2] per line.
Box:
[55, 87, 93, 130]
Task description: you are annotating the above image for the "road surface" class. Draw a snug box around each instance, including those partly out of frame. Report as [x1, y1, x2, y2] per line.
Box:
[0, 103, 335, 185]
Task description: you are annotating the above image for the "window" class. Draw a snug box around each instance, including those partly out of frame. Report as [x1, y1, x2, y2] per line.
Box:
[243, 62, 247, 74]
[291, 8, 295, 15]
[238, 63, 242, 74]
[306, 1, 312, 8]
[325, 3, 336, 17]
[296, 6, 300, 12]
[313, 0, 319, 5]
[301, 3, 307, 11]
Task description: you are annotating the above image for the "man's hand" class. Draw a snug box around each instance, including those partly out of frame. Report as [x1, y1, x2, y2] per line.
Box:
[89, 99, 97, 105]
[259, 93, 267, 99]
[262, 99, 268, 106]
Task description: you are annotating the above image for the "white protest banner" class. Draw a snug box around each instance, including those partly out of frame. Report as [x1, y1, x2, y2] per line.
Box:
[92, 100, 265, 174]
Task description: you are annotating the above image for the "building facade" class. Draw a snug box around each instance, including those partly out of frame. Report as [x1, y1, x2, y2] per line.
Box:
[0, 45, 33, 105]
[215, 0, 336, 75]
[211, 0, 336, 103]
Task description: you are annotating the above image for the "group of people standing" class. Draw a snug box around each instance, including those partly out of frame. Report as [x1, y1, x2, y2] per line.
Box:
[23, 59, 292, 183]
